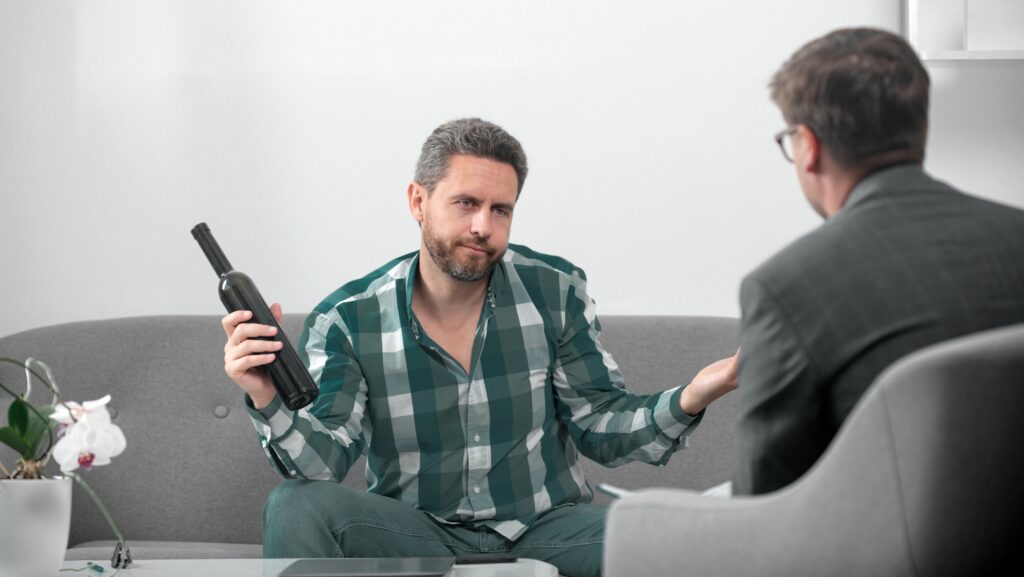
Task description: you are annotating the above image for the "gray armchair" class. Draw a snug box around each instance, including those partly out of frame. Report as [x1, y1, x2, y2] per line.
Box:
[605, 323, 1024, 577]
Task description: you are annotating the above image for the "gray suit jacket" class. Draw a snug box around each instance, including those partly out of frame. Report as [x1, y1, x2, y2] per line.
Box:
[733, 164, 1024, 495]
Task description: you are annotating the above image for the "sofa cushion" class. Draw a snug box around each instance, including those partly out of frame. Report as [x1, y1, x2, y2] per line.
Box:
[586, 315, 740, 499]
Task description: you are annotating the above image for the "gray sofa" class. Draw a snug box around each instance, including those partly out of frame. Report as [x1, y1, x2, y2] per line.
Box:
[0, 314, 739, 561]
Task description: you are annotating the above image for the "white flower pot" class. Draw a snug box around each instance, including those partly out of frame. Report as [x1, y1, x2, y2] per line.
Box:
[0, 477, 72, 577]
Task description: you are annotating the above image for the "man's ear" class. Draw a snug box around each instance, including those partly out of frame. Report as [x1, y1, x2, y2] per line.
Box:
[795, 124, 821, 173]
[408, 182, 426, 223]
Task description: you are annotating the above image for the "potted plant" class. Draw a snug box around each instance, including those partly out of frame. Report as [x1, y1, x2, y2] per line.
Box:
[0, 357, 131, 577]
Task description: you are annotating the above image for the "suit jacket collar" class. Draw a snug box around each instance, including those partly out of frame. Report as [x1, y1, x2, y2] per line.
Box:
[843, 163, 928, 212]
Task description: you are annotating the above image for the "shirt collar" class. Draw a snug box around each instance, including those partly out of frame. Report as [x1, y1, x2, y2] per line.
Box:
[404, 251, 505, 337]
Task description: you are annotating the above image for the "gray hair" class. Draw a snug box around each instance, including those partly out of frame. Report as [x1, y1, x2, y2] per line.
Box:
[414, 118, 528, 196]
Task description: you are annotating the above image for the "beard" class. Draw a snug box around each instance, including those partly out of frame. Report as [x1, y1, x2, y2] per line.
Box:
[422, 218, 503, 282]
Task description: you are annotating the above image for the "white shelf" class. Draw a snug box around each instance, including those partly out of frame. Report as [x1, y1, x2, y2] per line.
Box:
[904, 0, 1024, 61]
[920, 49, 1024, 61]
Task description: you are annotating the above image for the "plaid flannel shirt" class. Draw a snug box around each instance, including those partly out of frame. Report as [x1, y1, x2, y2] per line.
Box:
[248, 244, 702, 540]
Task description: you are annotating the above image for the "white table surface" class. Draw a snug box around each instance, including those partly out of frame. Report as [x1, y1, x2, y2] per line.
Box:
[59, 558, 558, 577]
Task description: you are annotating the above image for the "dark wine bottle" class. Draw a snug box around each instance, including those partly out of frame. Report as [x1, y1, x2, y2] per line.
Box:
[191, 222, 318, 411]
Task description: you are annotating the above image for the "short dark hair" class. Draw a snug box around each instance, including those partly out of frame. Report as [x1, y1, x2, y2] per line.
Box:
[414, 118, 528, 196]
[770, 27, 930, 168]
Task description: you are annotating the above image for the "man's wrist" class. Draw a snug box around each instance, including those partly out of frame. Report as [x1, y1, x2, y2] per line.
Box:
[250, 389, 278, 411]
[679, 385, 704, 416]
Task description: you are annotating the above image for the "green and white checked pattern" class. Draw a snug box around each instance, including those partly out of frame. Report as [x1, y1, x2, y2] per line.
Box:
[248, 245, 701, 540]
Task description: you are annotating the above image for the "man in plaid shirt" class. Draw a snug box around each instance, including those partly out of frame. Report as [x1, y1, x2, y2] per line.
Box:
[222, 118, 738, 577]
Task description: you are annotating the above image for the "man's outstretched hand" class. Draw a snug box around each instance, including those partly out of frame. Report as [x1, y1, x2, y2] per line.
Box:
[680, 350, 739, 416]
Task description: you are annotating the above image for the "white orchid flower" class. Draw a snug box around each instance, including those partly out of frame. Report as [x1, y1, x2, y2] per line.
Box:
[51, 395, 114, 427]
[50, 396, 126, 473]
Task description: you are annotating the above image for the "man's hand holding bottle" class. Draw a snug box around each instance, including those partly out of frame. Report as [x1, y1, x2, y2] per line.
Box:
[222, 303, 285, 410]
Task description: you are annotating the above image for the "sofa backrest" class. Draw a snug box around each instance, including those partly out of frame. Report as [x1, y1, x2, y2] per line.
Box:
[0, 314, 738, 547]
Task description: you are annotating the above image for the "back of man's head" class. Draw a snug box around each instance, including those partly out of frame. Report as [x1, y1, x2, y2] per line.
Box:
[771, 28, 930, 170]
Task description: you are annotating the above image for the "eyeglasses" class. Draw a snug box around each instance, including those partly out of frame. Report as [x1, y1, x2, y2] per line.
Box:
[774, 126, 798, 163]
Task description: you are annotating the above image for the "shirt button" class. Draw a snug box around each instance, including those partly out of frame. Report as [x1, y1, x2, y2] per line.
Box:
[473, 486, 481, 494]
[473, 434, 480, 442]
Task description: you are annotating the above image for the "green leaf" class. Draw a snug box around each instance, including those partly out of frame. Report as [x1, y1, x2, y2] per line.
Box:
[0, 425, 30, 457]
[22, 404, 55, 459]
[8, 399, 29, 437]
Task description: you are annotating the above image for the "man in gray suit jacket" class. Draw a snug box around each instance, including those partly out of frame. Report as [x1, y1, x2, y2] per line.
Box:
[733, 28, 1024, 495]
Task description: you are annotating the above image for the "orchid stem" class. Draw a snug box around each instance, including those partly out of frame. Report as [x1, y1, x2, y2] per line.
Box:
[69, 473, 127, 550]
[0, 359, 58, 396]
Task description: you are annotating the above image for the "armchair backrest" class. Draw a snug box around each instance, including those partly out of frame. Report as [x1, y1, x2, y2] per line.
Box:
[872, 322, 1024, 575]
[605, 323, 1024, 577]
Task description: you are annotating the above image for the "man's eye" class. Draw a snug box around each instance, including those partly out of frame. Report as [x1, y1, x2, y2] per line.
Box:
[458, 199, 473, 207]
[495, 208, 509, 217]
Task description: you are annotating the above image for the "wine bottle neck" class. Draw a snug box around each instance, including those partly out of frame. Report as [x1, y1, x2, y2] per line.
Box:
[191, 223, 234, 276]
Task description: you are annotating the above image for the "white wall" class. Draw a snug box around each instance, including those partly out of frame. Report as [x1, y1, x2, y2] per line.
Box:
[2, 1, 1022, 338]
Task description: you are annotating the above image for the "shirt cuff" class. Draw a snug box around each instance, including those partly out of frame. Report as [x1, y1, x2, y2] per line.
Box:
[652, 384, 704, 440]
[245, 393, 297, 442]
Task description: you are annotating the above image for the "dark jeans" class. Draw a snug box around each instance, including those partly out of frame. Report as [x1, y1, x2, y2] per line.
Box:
[263, 480, 605, 577]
